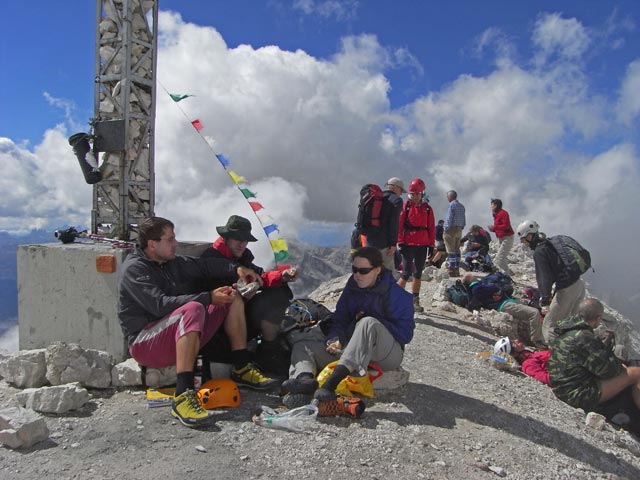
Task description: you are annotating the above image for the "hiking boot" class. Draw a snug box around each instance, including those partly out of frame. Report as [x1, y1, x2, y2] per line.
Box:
[281, 376, 319, 395]
[283, 392, 313, 409]
[231, 362, 279, 391]
[171, 389, 211, 427]
[314, 387, 338, 402]
[317, 396, 366, 419]
[412, 296, 424, 313]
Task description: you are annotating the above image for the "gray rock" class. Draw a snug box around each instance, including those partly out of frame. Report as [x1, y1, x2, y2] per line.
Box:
[144, 365, 177, 388]
[0, 406, 49, 449]
[0, 349, 48, 388]
[45, 342, 113, 388]
[111, 358, 142, 387]
[374, 367, 409, 390]
[15, 383, 90, 414]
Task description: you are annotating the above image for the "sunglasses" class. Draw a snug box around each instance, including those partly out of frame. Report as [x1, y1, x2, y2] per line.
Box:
[352, 265, 376, 275]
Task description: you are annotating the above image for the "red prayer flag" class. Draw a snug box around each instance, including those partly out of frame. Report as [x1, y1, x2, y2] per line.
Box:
[191, 119, 204, 131]
[248, 201, 264, 212]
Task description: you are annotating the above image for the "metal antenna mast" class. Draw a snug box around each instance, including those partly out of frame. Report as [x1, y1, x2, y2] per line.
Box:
[91, 0, 158, 240]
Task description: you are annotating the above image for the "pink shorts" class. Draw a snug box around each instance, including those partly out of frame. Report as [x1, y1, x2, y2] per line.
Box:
[129, 301, 227, 368]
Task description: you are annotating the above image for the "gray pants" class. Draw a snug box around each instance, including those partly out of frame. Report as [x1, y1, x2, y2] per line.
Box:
[500, 301, 544, 345]
[443, 226, 462, 268]
[542, 278, 586, 345]
[494, 235, 514, 275]
[287, 317, 404, 378]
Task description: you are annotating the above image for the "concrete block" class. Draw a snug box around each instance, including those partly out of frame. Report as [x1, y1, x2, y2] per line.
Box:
[111, 358, 142, 386]
[45, 342, 113, 388]
[15, 383, 90, 414]
[0, 349, 48, 388]
[18, 243, 129, 361]
[0, 406, 49, 449]
[18, 242, 210, 362]
[374, 367, 410, 390]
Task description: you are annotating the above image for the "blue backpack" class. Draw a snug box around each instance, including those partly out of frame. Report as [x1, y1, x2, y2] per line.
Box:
[479, 272, 514, 297]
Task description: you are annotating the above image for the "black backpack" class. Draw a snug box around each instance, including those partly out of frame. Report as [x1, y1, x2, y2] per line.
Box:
[446, 280, 471, 308]
[280, 298, 333, 334]
[355, 184, 385, 235]
[548, 235, 592, 277]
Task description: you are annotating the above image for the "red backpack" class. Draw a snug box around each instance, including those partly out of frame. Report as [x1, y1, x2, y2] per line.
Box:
[355, 184, 385, 235]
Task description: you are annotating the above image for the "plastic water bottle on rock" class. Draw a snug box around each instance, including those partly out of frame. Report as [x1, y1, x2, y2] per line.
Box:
[252, 404, 318, 432]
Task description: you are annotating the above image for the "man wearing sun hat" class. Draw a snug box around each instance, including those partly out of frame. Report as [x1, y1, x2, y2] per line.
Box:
[199, 215, 298, 378]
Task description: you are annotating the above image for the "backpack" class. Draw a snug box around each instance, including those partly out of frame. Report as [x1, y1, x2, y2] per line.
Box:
[446, 280, 471, 308]
[548, 235, 592, 277]
[355, 184, 385, 235]
[402, 201, 430, 231]
[280, 298, 333, 334]
[479, 271, 514, 297]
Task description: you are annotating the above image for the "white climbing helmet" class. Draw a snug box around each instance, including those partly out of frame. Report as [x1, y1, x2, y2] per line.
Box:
[517, 220, 539, 238]
[493, 337, 511, 356]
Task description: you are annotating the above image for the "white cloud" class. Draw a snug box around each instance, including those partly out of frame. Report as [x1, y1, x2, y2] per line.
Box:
[532, 13, 591, 65]
[617, 59, 640, 124]
[1, 10, 638, 299]
[292, 0, 359, 21]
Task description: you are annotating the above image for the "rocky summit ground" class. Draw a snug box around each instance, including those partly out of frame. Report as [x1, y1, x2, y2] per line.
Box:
[2, 248, 640, 479]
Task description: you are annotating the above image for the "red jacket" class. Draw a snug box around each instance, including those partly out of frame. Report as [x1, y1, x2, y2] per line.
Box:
[492, 209, 514, 238]
[209, 237, 286, 287]
[520, 350, 551, 385]
[398, 200, 435, 247]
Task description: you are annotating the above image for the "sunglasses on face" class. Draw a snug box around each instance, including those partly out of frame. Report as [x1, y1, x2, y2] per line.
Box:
[352, 265, 376, 275]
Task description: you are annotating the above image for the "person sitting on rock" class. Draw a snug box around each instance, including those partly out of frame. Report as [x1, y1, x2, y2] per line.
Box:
[462, 273, 546, 349]
[429, 219, 447, 268]
[312, 246, 415, 402]
[199, 215, 298, 377]
[117, 216, 270, 428]
[460, 225, 492, 272]
[547, 298, 640, 434]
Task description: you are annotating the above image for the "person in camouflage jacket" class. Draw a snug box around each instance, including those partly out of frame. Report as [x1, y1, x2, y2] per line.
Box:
[547, 298, 640, 413]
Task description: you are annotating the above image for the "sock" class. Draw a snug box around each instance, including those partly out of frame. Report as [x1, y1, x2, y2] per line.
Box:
[175, 372, 194, 396]
[231, 349, 253, 370]
[413, 293, 420, 299]
[322, 364, 350, 393]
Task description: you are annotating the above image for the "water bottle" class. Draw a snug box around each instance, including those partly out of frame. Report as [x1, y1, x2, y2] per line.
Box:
[252, 404, 318, 432]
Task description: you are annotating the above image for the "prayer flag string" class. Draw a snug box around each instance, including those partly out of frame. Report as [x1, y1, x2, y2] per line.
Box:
[163, 87, 289, 264]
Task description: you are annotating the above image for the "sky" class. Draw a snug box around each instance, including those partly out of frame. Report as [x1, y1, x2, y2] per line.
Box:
[1, 0, 640, 308]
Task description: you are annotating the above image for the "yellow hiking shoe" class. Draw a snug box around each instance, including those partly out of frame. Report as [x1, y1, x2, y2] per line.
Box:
[231, 362, 279, 391]
[171, 389, 211, 427]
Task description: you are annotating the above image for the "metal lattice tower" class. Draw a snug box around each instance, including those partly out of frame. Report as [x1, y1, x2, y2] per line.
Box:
[92, 0, 158, 240]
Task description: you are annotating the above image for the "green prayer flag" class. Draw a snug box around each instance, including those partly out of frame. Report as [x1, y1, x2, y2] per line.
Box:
[240, 188, 257, 199]
[274, 250, 289, 263]
[169, 93, 193, 102]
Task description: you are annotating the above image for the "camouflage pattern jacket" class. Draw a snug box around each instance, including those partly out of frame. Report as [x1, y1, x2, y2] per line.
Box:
[547, 314, 623, 412]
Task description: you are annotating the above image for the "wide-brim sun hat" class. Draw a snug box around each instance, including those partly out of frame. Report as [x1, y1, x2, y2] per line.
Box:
[216, 215, 258, 242]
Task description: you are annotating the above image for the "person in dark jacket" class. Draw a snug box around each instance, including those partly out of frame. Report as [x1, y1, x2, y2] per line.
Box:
[117, 217, 275, 427]
[547, 298, 640, 432]
[361, 177, 404, 274]
[200, 215, 297, 375]
[517, 220, 586, 344]
[462, 273, 545, 348]
[460, 225, 492, 271]
[310, 246, 415, 402]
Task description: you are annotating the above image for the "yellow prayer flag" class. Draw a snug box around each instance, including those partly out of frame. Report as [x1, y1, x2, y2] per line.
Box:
[270, 238, 288, 252]
[228, 171, 246, 184]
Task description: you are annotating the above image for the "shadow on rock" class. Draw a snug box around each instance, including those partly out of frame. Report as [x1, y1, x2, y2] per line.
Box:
[366, 383, 640, 478]
[418, 314, 496, 346]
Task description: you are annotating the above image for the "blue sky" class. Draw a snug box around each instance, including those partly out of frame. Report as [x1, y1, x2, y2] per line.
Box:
[1, 0, 640, 307]
[3, 1, 637, 145]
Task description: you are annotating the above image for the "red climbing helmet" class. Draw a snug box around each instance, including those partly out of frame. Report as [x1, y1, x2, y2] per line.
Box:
[408, 178, 426, 193]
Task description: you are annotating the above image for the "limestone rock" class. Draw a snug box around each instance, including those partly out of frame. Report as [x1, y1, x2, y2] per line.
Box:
[144, 365, 177, 388]
[374, 367, 410, 390]
[111, 358, 142, 387]
[0, 406, 49, 449]
[0, 349, 48, 388]
[15, 383, 90, 414]
[45, 342, 114, 388]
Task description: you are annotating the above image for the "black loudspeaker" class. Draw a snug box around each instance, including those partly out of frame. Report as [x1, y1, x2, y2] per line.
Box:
[68, 133, 102, 184]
